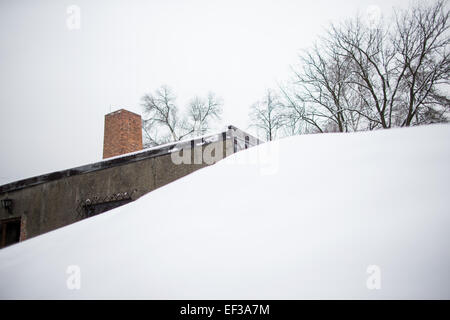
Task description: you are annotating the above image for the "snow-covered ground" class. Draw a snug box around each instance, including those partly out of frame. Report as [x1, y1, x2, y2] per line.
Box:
[1, 124, 450, 299]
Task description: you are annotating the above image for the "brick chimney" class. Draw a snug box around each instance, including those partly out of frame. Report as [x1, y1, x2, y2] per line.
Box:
[103, 109, 143, 159]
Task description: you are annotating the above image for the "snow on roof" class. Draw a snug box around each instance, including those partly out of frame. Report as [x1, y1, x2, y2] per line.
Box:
[1, 124, 449, 299]
[0, 125, 259, 193]
[101, 125, 233, 161]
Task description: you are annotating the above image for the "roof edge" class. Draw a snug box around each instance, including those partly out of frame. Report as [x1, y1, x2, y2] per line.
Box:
[0, 126, 261, 194]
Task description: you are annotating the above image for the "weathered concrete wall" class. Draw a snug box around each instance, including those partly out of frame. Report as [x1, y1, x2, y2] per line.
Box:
[0, 133, 245, 241]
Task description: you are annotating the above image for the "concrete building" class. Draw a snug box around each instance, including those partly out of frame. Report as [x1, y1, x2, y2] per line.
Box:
[0, 109, 261, 248]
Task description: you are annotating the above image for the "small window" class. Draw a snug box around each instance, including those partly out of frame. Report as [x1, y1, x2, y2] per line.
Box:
[83, 199, 132, 218]
[0, 218, 21, 249]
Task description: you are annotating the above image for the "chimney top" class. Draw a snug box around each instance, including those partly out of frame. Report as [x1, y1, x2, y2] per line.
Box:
[103, 108, 143, 159]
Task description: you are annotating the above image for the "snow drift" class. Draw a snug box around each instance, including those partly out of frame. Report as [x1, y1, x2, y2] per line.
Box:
[1, 124, 450, 299]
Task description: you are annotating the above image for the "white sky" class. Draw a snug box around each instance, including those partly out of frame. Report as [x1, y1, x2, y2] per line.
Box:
[0, 0, 412, 185]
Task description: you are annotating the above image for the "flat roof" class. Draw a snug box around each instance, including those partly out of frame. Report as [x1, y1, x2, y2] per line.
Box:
[0, 126, 261, 194]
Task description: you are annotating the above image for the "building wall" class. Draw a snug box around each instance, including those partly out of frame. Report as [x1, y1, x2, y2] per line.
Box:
[0, 136, 240, 241]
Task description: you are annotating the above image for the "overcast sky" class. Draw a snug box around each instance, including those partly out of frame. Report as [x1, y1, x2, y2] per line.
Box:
[0, 0, 413, 185]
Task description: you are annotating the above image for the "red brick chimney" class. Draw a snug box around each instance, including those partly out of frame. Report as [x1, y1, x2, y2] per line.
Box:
[103, 109, 143, 159]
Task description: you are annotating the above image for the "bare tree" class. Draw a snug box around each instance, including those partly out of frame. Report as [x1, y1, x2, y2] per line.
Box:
[185, 92, 222, 136]
[330, 17, 396, 129]
[278, 84, 326, 134]
[282, 0, 449, 134]
[328, 1, 449, 128]
[141, 86, 179, 146]
[284, 38, 358, 133]
[249, 90, 285, 141]
[392, 0, 450, 126]
[141, 86, 223, 147]
[278, 42, 370, 134]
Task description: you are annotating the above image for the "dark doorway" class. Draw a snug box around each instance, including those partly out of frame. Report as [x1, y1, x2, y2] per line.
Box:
[0, 217, 21, 249]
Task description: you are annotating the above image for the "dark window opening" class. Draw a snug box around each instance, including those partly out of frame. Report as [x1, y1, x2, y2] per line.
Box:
[0, 218, 21, 249]
[83, 199, 132, 218]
